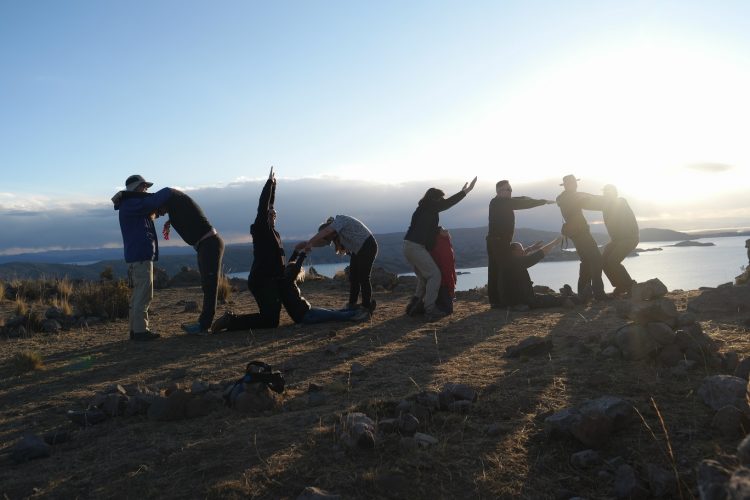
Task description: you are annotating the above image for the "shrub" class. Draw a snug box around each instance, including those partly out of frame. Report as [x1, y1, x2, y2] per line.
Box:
[100, 266, 114, 281]
[0, 280, 4, 302]
[55, 278, 74, 300]
[72, 280, 130, 319]
[51, 297, 73, 317]
[217, 274, 232, 303]
[14, 297, 29, 317]
[11, 350, 45, 374]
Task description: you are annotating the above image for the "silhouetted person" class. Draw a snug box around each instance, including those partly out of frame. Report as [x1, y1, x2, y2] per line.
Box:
[403, 177, 477, 322]
[430, 227, 457, 314]
[486, 180, 554, 308]
[590, 184, 639, 296]
[212, 168, 285, 333]
[507, 236, 568, 309]
[556, 175, 606, 301]
[159, 190, 224, 334]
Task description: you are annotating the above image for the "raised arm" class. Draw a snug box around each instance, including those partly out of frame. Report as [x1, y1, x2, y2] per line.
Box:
[256, 169, 276, 225]
[435, 177, 477, 212]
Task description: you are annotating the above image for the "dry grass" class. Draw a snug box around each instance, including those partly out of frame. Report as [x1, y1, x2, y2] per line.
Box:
[0, 283, 745, 499]
[10, 350, 45, 374]
[51, 297, 73, 317]
[14, 297, 29, 317]
[217, 274, 232, 303]
[0, 280, 5, 302]
[72, 279, 129, 319]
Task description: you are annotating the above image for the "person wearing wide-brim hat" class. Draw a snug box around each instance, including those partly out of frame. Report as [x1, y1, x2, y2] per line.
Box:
[112, 175, 174, 341]
[556, 174, 607, 301]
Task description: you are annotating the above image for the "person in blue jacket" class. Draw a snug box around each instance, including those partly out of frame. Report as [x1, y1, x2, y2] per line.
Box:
[112, 175, 173, 341]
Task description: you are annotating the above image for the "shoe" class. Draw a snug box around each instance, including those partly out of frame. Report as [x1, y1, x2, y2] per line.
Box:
[511, 304, 530, 312]
[405, 296, 420, 315]
[211, 312, 234, 333]
[343, 302, 358, 311]
[351, 309, 370, 322]
[424, 309, 448, 322]
[181, 323, 209, 336]
[131, 330, 161, 341]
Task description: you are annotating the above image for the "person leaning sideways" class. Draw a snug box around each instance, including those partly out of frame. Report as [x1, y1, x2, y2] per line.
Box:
[212, 168, 285, 333]
[295, 214, 378, 318]
[158, 189, 225, 335]
[403, 176, 477, 322]
[112, 175, 173, 341]
[506, 236, 570, 310]
[486, 180, 554, 308]
[588, 184, 639, 296]
[280, 251, 370, 325]
[556, 174, 607, 301]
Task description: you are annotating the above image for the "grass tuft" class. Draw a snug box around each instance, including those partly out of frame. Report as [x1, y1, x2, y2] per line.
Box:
[10, 350, 45, 374]
[217, 274, 233, 303]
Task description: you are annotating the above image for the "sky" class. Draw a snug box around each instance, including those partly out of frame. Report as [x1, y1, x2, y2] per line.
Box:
[2, 1, 750, 254]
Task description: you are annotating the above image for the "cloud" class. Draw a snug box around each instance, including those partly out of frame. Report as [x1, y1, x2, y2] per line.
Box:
[686, 162, 733, 173]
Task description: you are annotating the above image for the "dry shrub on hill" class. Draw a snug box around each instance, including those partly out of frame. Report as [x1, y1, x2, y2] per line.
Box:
[218, 274, 232, 303]
[72, 280, 130, 319]
[10, 350, 45, 374]
[0, 280, 4, 302]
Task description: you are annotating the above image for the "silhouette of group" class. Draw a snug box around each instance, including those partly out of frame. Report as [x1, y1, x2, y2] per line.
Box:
[113, 171, 639, 340]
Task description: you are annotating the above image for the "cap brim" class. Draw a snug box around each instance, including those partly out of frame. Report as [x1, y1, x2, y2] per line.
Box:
[144, 182, 154, 188]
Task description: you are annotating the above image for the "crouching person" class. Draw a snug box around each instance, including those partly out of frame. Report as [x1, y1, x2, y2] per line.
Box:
[507, 236, 569, 309]
[281, 252, 370, 325]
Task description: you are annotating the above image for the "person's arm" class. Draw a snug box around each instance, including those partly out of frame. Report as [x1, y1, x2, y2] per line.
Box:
[139, 188, 173, 213]
[256, 168, 275, 225]
[509, 197, 553, 210]
[294, 226, 336, 253]
[434, 177, 477, 212]
[539, 236, 563, 255]
[582, 194, 605, 211]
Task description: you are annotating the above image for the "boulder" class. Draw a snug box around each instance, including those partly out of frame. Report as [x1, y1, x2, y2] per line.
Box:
[698, 375, 749, 413]
[377, 418, 398, 434]
[628, 299, 678, 326]
[646, 322, 676, 346]
[697, 460, 730, 500]
[738, 435, 750, 466]
[602, 345, 621, 359]
[340, 412, 376, 449]
[614, 464, 649, 499]
[688, 285, 750, 314]
[441, 383, 477, 402]
[544, 396, 633, 448]
[616, 325, 658, 360]
[735, 358, 750, 381]
[657, 344, 684, 368]
[723, 351, 741, 373]
[10, 434, 51, 463]
[370, 267, 398, 290]
[711, 405, 749, 438]
[414, 432, 438, 448]
[397, 413, 419, 435]
[504, 336, 553, 358]
[570, 449, 601, 468]
[631, 278, 668, 301]
[645, 463, 676, 498]
[41, 319, 61, 334]
[729, 468, 750, 499]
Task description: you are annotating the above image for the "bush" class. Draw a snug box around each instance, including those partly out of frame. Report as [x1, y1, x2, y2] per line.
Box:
[72, 280, 130, 320]
[100, 266, 114, 281]
[0, 280, 4, 302]
[11, 351, 45, 374]
[217, 274, 232, 303]
[51, 297, 73, 317]
[55, 278, 73, 300]
[14, 297, 29, 317]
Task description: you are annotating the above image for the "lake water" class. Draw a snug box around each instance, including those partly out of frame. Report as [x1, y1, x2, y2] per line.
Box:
[229, 236, 749, 292]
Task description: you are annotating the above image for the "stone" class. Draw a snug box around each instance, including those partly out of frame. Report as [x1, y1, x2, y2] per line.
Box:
[350, 362, 366, 376]
[414, 432, 438, 448]
[102, 393, 128, 417]
[602, 345, 621, 358]
[570, 412, 615, 448]
[631, 278, 668, 301]
[438, 390, 455, 410]
[545, 397, 633, 448]
[307, 392, 327, 407]
[183, 300, 199, 313]
[570, 449, 601, 468]
[646, 322, 676, 346]
[677, 312, 697, 326]
[616, 324, 658, 360]
[629, 299, 678, 327]
[544, 408, 581, 439]
[698, 375, 749, 413]
[191, 380, 210, 395]
[688, 285, 750, 314]
[578, 396, 635, 430]
[657, 344, 684, 367]
[697, 460, 730, 500]
[325, 344, 342, 355]
[735, 358, 750, 381]
[449, 400, 472, 413]
[41, 319, 61, 333]
[414, 391, 440, 410]
[728, 468, 750, 500]
[42, 430, 70, 445]
[105, 384, 128, 395]
[614, 464, 648, 499]
[738, 435, 750, 466]
[67, 408, 107, 427]
[341, 412, 376, 449]
[399, 436, 417, 452]
[233, 384, 277, 413]
[442, 383, 478, 402]
[486, 422, 513, 436]
[45, 306, 64, 320]
[10, 434, 51, 463]
[398, 413, 419, 435]
[646, 463, 676, 498]
[147, 389, 192, 421]
[296, 486, 341, 500]
[504, 336, 554, 358]
[378, 418, 398, 434]
[124, 394, 152, 417]
[711, 405, 749, 438]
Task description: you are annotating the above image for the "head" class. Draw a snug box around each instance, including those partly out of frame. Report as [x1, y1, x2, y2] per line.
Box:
[419, 187, 445, 205]
[125, 174, 153, 193]
[318, 216, 335, 234]
[510, 242, 524, 256]
[602, 184, 618, 199]
[496, 180, 512, 198]
[560, 174, 579, 192]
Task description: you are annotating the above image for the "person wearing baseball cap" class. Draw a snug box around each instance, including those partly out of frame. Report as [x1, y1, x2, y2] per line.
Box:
[112, 175, 173, 341]
[555, 174, 607, 301]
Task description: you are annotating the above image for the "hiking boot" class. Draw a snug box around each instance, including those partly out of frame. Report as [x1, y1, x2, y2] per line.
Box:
[130, 330, 161, 341]
[405, 296, 420, 315]
[559, 284, 574, 297]
[211, 312, 234, 333]
[182, 323, 209, 336]
[351, 308, 371, 322]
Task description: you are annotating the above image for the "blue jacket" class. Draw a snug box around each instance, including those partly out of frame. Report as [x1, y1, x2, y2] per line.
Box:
[114, 188, 173, 263]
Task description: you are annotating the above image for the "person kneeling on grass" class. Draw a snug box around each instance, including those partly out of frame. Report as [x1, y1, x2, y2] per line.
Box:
[506, 236, 575, 310]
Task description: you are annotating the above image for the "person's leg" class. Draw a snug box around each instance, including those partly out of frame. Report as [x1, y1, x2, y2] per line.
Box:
[198, 236, 224, 330]
[356, 237, 377, 309]
[403, 241, 427, 300]
[604, 239, 637, 291]
[302, 307, 357, 324]
[348, 251, 361, 307]
[220, 285, 281, 331]
[129, 261, 153, 333]
[486, 237, 498, 305]
[404, 243, 441, 313]
[577, 234, 605, 298]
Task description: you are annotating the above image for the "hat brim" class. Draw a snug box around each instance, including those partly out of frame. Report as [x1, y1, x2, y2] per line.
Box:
[560, 178, 581, 186]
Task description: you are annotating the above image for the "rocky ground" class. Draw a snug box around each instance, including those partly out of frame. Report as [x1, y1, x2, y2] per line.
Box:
[2, 277, 750, 499]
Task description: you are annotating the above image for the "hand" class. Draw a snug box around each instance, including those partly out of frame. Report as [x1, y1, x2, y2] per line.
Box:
[294, 241, 306, 252]
[111, 192, 123, 205]
[462, 176, 478, 194]
[269, 166, 275, 181]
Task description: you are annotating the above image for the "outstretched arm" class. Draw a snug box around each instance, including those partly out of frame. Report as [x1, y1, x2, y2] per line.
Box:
[294, 226, 336, 253]
[435, 177, 477, 212]
[510, 197, 555, 210]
